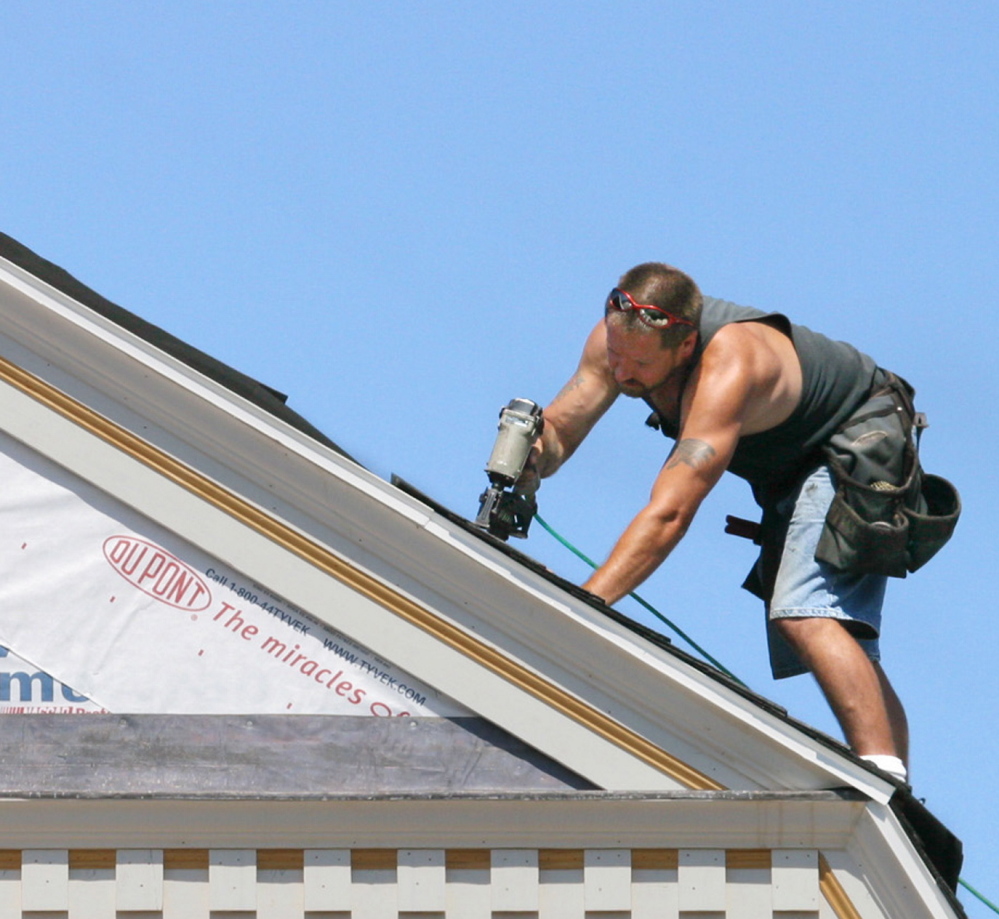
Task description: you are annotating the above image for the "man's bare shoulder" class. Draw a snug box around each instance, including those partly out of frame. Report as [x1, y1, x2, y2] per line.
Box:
[552, 321, 615, 399]
[700, 320, 798, 379]
[542, 320, 619, 454]
[689, 320, 802, 434]
[578, 319, 613, 369]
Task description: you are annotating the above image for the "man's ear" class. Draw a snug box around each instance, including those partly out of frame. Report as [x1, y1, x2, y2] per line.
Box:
[678, 330, 698, 359]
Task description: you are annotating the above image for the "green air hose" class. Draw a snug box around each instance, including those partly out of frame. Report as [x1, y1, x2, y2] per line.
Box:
[533, 513, 745, 686]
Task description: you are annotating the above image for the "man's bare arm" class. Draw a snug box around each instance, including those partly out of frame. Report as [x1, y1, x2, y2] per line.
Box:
[521, 321, 618, 487]
[664, 438, 717, 472]
[581, 434, 731, 604]
[580, 330, 771, 605]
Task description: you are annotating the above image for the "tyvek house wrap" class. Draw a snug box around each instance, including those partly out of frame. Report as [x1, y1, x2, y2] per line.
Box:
[0, 428, 468, 717]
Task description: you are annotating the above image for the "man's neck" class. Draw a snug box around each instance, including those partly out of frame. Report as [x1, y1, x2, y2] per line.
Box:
[646, 358, 696, 425]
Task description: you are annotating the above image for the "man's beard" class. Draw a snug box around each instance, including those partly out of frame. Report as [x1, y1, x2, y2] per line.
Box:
[618, 381, 650, 399]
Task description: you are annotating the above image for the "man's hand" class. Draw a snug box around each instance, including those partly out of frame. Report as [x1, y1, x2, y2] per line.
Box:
[514, 446, 542, 498]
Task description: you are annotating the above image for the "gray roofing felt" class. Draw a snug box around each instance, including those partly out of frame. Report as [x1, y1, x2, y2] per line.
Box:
[0, 714, 594, 797]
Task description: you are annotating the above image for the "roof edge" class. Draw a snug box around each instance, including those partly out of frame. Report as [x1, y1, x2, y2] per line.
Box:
[0, 231, 354, 460]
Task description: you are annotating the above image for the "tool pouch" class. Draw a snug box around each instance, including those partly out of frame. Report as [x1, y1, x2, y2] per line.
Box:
[815, 371, 960, 577]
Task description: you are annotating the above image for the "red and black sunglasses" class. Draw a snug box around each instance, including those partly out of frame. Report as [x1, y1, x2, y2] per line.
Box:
[606, 287, 695, 330]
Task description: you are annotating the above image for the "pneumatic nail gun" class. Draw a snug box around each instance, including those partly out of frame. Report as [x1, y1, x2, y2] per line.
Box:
[474, 398, 544, 540]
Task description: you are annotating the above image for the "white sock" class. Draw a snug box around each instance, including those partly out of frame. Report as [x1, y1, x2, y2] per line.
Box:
[861, 754, 908, 783]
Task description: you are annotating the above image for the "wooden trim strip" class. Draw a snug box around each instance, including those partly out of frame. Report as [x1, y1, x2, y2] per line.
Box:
[445, 849, 491, 871]
[539, 849, 584, 871]
[163, 849, 210, 870]
[632, 849, 679, 870]
[352, 849, 397, 871]
[0, 355, 723, 791]
[257, 849, 304, 871]
[726, 849, 771, 870]
[0, 851, 20, 870]
[819, 853, 864, 919]
[69, 850, 116, 870]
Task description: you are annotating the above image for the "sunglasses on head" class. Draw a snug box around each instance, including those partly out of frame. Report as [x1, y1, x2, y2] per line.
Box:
[606, 288, 695, 330]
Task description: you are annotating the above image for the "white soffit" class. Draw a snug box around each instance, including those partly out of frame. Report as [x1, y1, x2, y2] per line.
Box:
[0, 255, 894, 800]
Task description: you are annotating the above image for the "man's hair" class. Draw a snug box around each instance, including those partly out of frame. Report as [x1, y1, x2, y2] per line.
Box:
[606, 262, 702, 349]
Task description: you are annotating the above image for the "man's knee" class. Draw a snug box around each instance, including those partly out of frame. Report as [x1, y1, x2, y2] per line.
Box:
[773, 616, 854, 660]
[775, 616, 879, 676]
[774, 615, 837, 643]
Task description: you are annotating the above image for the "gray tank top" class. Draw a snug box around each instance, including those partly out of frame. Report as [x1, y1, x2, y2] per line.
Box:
[647, 297, 879, 491]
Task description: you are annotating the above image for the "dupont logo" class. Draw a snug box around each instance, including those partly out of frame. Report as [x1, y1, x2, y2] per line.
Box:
[103, 536, 212, 611]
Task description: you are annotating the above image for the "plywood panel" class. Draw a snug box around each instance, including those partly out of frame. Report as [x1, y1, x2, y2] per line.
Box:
[584, 848, 631, 911]
[773, 849, 819, 911]
[21, 849, 68, 911]
[539, 863, 584, 919]
[304, 848, 351, 911]
[68, 865, 115, 919]
[208, 848, 256, 911]
[491, 849, 539, 912]
[257, 867, 304, 919]
[398, 848, 446, 911]
[116, 849, 163, 910]
[163, 866, 209, 919]
[677, 848, 725, 912]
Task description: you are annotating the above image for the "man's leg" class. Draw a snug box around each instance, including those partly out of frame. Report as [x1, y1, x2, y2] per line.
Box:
[874, 661, 909, 765]
[766, 466, 904, 766]
[775, 617, 907, 761]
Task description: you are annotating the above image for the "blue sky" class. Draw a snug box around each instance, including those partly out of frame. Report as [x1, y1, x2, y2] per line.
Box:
[3, 2, 997, 909]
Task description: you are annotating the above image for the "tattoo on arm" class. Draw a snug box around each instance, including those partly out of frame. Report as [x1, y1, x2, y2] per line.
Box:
[552, 372, 586, 403]
[665, 438, 717, 471]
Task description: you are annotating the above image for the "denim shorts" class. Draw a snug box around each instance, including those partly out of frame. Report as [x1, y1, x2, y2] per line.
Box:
[767, 464, 887, 679]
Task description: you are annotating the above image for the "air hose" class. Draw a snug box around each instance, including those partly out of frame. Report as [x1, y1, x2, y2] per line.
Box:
[533, 513, 745, 686]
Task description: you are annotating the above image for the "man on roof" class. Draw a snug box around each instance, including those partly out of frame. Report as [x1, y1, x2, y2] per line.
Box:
[521, 261, 923, 784]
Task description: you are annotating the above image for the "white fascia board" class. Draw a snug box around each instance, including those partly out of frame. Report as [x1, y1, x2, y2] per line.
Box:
[0, 257, 425, 526]
[0, 260, 892, 799]
[0, 792, 866, 851]
[843, 803, 964, 919]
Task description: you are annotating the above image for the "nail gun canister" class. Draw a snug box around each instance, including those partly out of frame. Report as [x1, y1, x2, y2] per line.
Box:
[485, 398, 544, 485]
